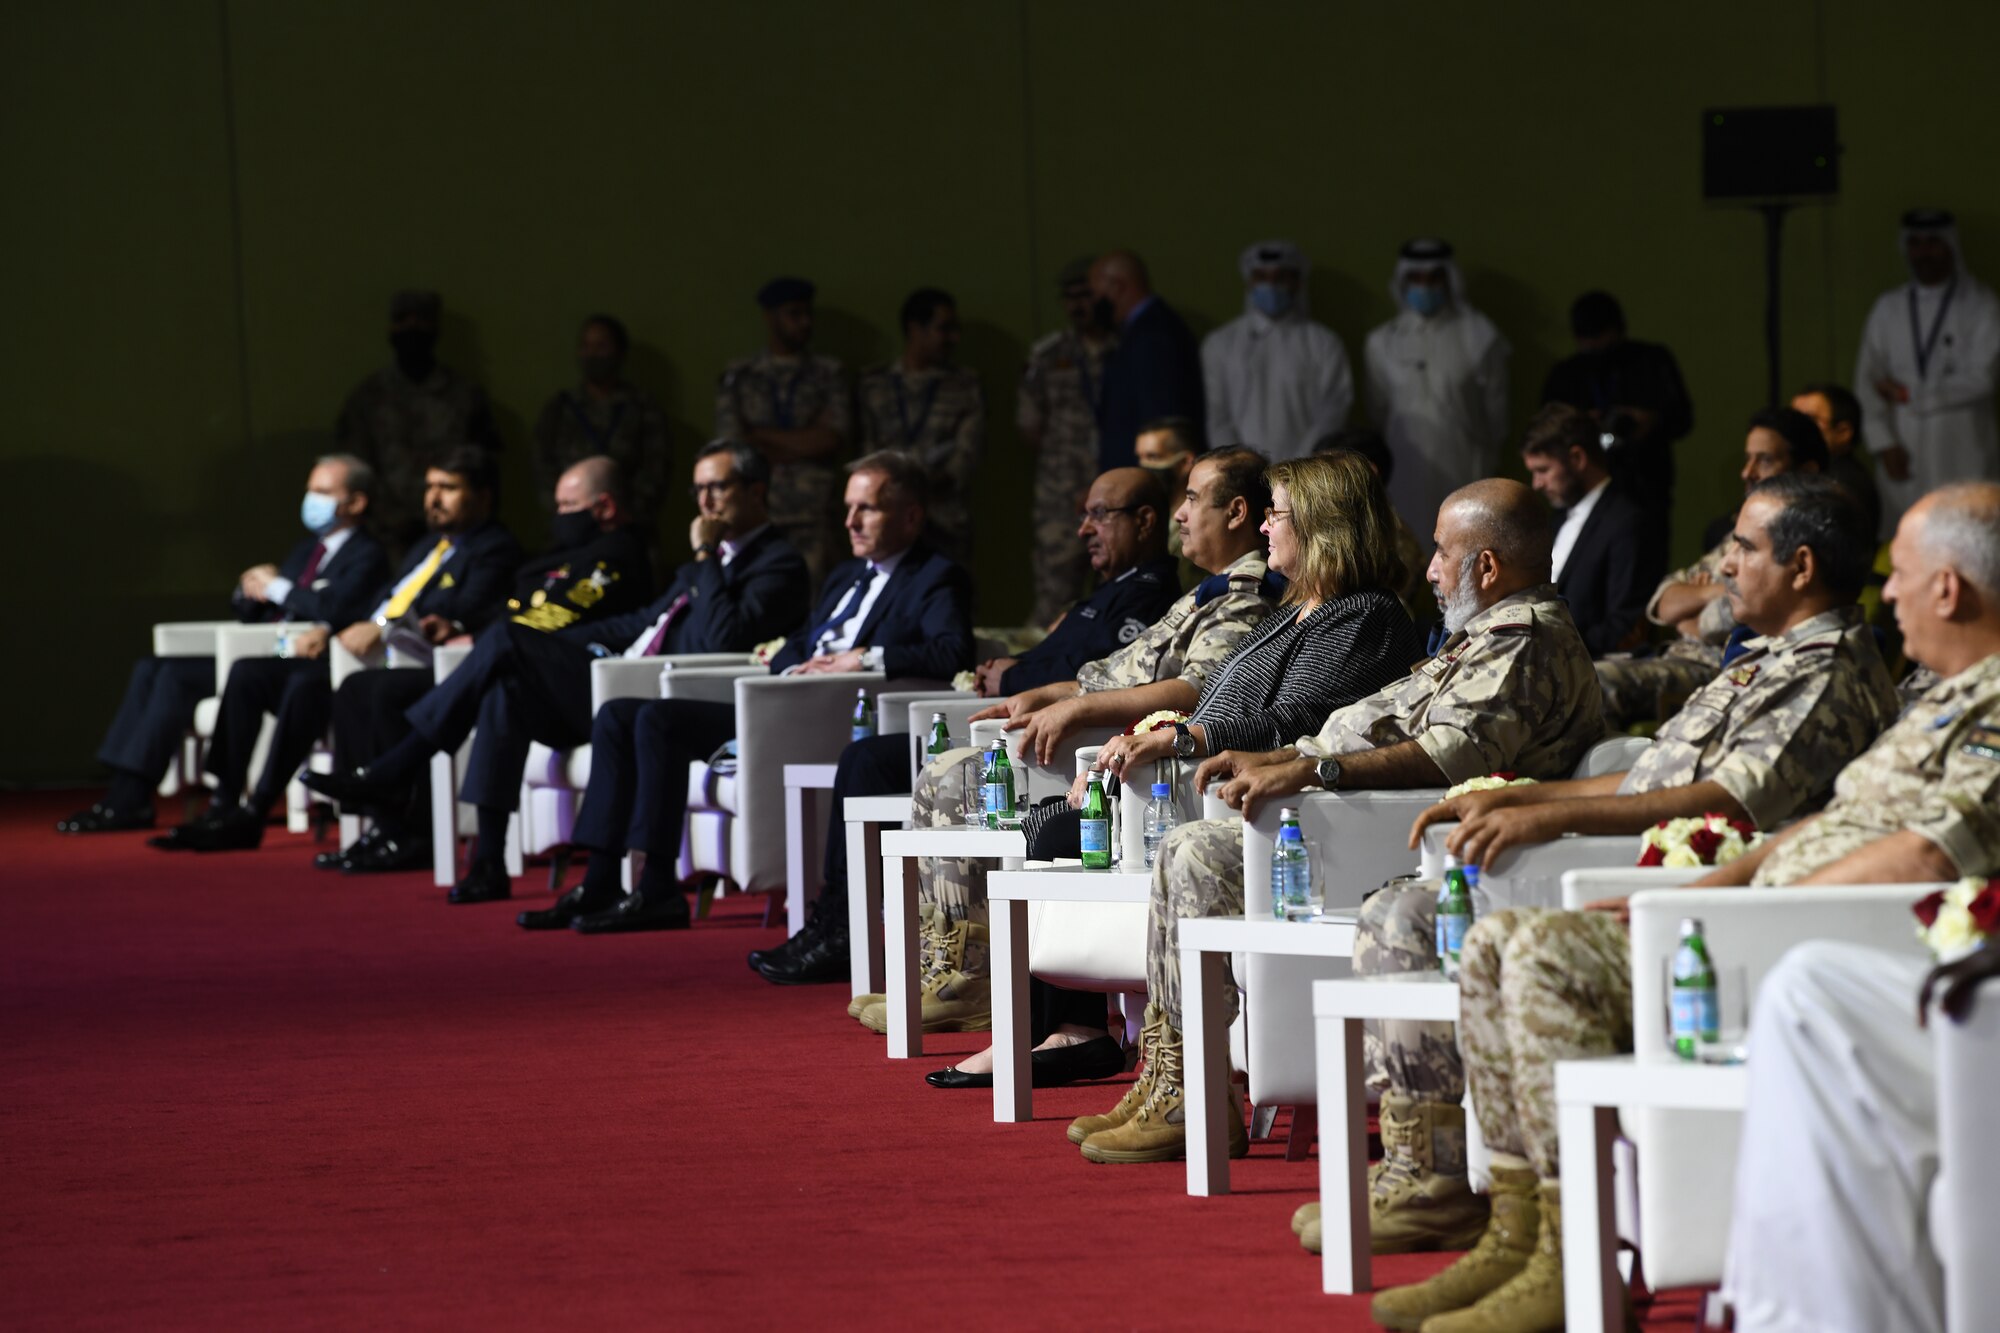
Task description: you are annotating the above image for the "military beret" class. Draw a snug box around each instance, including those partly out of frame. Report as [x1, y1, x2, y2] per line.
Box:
[758, 276, 816, 309]
[1057, 255, 1095, 289]
[390, 289, 442, 320]
[1398, 238, 1455, 262]
[1901, 208, 1955, 230]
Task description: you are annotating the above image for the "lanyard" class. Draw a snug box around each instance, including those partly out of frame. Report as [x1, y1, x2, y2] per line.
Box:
[892, 372, 942, 446]
[1075, 340, 1101, 413]
[1908, 280, 1958, 380]
[566, 394, 627, 448]
[769, 359, 809, 429]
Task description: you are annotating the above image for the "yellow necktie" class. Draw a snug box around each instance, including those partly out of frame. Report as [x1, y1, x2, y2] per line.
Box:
[383, 538, 451, 619]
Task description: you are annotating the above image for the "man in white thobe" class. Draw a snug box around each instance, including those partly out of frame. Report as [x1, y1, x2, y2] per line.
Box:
[1365, 237, 1511, 546]
[1855, 208, 2000, 537]
[1200, 239, 1353, 459]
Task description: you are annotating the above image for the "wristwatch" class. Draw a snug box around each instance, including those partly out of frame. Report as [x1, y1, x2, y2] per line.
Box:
[1315, 756, 1343, 791]
[1172, 722, 1197, 760]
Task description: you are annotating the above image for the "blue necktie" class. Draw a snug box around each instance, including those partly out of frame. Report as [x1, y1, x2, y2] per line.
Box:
[808, 567, 873, 655]
[1719, 625, 1756, 667]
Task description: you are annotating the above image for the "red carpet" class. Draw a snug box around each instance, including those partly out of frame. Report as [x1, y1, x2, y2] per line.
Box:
[1, 791, 1704, 1330]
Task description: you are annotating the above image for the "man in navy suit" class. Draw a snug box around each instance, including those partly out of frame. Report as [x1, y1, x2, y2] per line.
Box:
[1092, 250, 1205, 470]
[59, 454, 391, 835]
[177, 445, 525, 852]
[304, 441, 809, 895]
[1521, 403, 1662, 656]
[519, 449, 975, 933]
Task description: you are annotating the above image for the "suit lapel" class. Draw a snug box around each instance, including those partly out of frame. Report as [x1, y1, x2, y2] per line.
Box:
[852, 550, 925, 647]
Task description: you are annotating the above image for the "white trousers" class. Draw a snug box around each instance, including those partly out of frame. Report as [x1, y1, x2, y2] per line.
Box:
[1722, 941, 1942, 1333]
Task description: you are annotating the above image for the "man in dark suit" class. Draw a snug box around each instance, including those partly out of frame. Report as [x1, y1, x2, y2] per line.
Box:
[1521, 403, 1662, 656]
[167, 445, 524, 852]
[304, 441, 809, 895]
[58, 454, 390, 835]
[1092, 250, 1205, 470]
[513, 449, 975, 933]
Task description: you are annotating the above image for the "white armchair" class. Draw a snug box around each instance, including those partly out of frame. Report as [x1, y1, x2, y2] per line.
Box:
[1934, 971, 2000, 1331]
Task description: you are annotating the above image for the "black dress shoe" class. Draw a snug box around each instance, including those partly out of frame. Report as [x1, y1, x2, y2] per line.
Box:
[923, 1035, 1126, 1091]
[299, 766, 402, 813]
[314, 824, 385, 871]
[56, 803, 155, 834]
[747, 909, 825, 972]
[754, 921, 850, 985]
[177, 806, 265, 852]
[518, 883, 621, 930]
[571, 892, 691, 934]
[148, 806, 233, 850]
[340, 833, 430, 875]
[447, 860, 513, 905]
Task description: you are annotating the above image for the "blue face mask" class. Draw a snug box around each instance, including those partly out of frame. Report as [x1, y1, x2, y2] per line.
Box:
[1249, 282, 1292, 318]
[1405, 284, 1446, 318]
[301, 491, 340, 535]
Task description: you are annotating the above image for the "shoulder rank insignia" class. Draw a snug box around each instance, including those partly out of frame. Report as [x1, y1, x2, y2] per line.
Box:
[1962, 724, 2000, 761]
[1485, 604, 1534, 635]
[1727, 663, 1760, 688]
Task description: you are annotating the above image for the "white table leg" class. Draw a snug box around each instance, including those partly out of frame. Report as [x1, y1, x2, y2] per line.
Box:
[785, 782, 808, 938]
[430, 751, 456, 887]
[1181, 943, 1233, 1196]
[1559, 1099, 1622, 1333]
[885, 855, 922, 1059]
[847, 819, 884, 996]
[1315, 1013, 1371, 1294]
[991, 897, 1031, 1123]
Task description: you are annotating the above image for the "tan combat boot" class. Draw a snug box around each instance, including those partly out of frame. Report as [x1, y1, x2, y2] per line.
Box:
[1300, 1203, 1321, 1254]
[1293, 1199, 1318, 1236]
[849, 905, 941, 1020]
[1077, 1029, 1251, 1164]
[1419, 1179, 1567, 1333]
[1368, 1161, 1539, 1332]
[859, 918, 990, 1033]
[1067, 1003, 1164, 1145]
[1370, 1094, 1491, 1254]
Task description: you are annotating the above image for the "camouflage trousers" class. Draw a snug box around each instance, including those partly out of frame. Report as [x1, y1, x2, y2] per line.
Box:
[911, 745, 988, 928]
[1354, 878, 1462, 1100]
[1594, 647, 1720, 731]
[1146, 818, 1245, 1027]
[1031, 441, 1095, 626]
[768, 462, 844, 594]
[1458, 908, 1632, 1179]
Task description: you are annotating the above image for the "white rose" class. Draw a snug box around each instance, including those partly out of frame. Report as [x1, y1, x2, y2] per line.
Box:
[1663, 845, 1705, 869]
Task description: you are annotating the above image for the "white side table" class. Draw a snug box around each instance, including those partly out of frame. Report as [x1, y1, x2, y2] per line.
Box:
[1176, 913, 1359, 1197]
[877, 825, 1026, 1058]
[842, 793, 912, 997]
[782, 763, 839, 938]
[1311, 974, 1461, 1294]
[986, 865, 1151, 1122]
[1555, 1056, 1748, 1333]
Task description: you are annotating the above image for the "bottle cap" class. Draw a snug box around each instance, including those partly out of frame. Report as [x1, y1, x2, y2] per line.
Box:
[1087, 769, 1103, 782]
[1152, 782, 1171, 797]
[1679, 916, 1704, 936]
[931, 711, 945, 722]
[1278, 807, 1298, 822]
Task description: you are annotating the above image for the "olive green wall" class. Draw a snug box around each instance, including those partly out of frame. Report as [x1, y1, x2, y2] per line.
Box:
[5, 1, 1997, 784]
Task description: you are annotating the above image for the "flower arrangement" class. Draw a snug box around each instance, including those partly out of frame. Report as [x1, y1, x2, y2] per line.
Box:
[1126, 709, 1190, 736]
[1913, 878, 2000, 959]
[751, 637, 786, 666]
[1637, 813, 1763, 868]
[1444, 772, 1536, 800]
[951, 671, 977, 693]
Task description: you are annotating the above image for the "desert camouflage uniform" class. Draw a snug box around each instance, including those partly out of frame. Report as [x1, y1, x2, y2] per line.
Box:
[533, 383, 672, 526]
[1363, 602, 1899, 1101]
[336, 363, 499, 554]
[1019, 328, 1112, 625]
[857, 363, 984, 565]
[1457, 905, 1632, 1177]
[716, 352, 851, 588]
[1152, 584, 1602, 1028]
[1595, 536, 1736, 729]
[1755, 652, 2000, 885]
[913, 551, 1278, 929]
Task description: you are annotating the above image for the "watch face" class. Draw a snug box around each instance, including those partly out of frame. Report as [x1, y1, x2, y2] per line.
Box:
[1317, 758, 1340, 789]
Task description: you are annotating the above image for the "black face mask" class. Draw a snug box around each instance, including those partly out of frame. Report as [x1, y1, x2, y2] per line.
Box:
[549, 509, 598, 551]
[1092, 297, 1116, 329]
[579, 354, 620, 386]
[390, 328, 438, 380]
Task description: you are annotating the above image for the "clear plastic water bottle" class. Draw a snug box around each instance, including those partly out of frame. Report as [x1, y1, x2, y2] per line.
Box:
[1143, 781, 1175, 869]
[850, 688, 874, 743]
[1671, 917, 1719, 1060]
[1079, 770, 1111, 869]
[1436, 857, 1474, 979]
[1271, 807, 1311, 919]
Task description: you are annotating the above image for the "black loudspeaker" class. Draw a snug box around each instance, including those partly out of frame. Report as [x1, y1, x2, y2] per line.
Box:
[1702, 105, 1840, 201]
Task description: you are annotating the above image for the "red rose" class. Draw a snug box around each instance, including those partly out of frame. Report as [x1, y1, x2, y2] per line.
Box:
[1638, 843, 1666, 867]
[1728, 818, 1758, 840]
[1968, 886, 2000, 935]
[1914, 890, 1947, 928]
[1654, 819, 1671, 830]
[1493, 772, 1517, 782]
[1687, 827, 1723, 862]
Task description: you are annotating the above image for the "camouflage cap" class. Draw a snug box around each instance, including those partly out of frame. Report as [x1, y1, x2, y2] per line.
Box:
[1057, 255, 1096, 289]
[389, 289, 442, 320]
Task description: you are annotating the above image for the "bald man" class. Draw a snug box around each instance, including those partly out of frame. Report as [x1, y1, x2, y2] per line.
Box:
[1092, 249, 1205, 470]
[1071, 479, 1605, 1167]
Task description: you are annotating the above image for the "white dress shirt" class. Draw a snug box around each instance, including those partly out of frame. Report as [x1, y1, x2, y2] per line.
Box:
[621, 525, 773, 658]
[814, 547, 906, 661]
[1550, 475, 1611, 582]
[260, 525, 357, 613]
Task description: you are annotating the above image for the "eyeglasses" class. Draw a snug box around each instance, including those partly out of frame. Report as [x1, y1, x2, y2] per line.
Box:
[1263, 508, 1293, 526]
[690, 478, 741, 500]
[1080, 504, 1142, 524]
